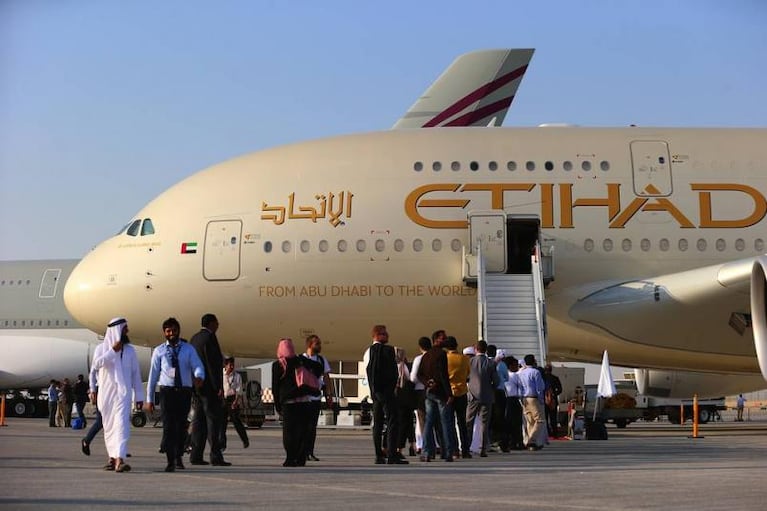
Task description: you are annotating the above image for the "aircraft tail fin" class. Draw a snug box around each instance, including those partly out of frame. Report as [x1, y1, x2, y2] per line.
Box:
[392, 48, 534, 129]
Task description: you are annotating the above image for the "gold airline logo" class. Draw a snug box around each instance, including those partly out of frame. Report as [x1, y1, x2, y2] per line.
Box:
[404, 183, 767, 229]
[261, 191, 353, 227]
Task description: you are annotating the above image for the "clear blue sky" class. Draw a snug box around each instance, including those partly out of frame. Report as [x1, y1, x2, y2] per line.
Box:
[1, 0, 765, 260]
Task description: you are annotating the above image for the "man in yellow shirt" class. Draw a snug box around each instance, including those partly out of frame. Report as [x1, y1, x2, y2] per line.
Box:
[445, 336, 471, 458]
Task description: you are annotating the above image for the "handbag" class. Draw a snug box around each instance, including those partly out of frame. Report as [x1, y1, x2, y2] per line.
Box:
[295, 364, 321, 395]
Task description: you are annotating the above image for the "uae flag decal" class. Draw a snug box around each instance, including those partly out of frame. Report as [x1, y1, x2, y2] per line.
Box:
[181, 242, 198, 254]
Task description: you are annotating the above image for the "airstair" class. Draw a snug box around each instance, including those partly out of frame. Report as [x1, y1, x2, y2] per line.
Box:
[463, 211, 550, 363]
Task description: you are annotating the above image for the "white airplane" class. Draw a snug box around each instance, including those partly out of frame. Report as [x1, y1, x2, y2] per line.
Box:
[0, 260, 153, 415]
[63, 51, 767, 399]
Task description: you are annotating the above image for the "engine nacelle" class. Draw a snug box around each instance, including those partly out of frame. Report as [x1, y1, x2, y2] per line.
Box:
[635, 368, 766, 399]
[750, 256, 767, 381]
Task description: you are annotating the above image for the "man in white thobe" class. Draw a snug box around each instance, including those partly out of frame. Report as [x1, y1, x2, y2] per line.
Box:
[91, 317, 144, 472]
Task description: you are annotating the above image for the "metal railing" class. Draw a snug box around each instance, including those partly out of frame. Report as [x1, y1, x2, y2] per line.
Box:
[476, 243, 487, 342]
[531, 241, 549, 362]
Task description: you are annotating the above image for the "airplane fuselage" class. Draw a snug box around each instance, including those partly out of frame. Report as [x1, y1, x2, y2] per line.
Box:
[64, 127, 767, 373]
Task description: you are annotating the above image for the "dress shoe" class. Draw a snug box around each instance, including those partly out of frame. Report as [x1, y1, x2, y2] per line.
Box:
[444, 456, 454, 462]
[164, 464, 175, 472]
[211, 459, 232, 466]
[387, 458, 409, 464]
[81, 439, 90, 456]
[175, 459, 185, 469]
[307, 454, 320, 461]
[243, 439, 250, 449]
[462, 452, 473, 459]
[480, 450, 488, 457]
[375, 457, 386, 464]
[395, 451, 406, 461]
[190, 459, 210, 465]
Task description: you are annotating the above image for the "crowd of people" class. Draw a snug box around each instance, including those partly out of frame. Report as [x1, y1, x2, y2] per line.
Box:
[61, 316, 566, 471]
[47, 374, 89, 428]
[364, 325, 563, 465]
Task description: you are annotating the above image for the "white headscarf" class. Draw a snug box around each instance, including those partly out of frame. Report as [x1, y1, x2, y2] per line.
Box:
[495, 349, 506, 361]
[102, 317, 129, 396]
[462, 346, 476, 356]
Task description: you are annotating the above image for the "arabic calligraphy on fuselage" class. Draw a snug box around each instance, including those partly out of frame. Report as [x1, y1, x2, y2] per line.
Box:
[261, 191, 354, 227]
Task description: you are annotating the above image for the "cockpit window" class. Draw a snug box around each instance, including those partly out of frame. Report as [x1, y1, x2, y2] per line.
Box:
[126, 219, 141, 237]
[141, 218, 155, 236]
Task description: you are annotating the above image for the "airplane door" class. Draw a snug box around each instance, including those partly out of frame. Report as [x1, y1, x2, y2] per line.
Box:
[468, 211, 506, 272]
[630, 140, 673, 197]
[39, 268, 62, 298]
[203, 220, 242, 281]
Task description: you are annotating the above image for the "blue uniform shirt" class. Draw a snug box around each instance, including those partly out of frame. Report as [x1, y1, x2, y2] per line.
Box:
[517, 366, 545, 398]
[146, 340, 205, 403]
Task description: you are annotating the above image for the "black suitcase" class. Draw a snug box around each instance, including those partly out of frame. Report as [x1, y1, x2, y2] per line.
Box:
[585, 420, 608, 440]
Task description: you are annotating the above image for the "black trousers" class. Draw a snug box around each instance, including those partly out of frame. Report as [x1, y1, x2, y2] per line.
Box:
[452, 393, 470, 454]
[160, 387, 192, 465]
[281, 401, 311, 465]
[372, 391, 398, 461]
[306, 400, 321, 456]
[48, 402, 57, 427]
[546, 403, 559, 436]
[190, 392, 225, 463]
[505, 397, 524, 449]
[220, 396, 248, 449]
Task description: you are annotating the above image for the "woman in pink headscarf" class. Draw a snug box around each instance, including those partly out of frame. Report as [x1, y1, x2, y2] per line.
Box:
[271, 338, 320, 466]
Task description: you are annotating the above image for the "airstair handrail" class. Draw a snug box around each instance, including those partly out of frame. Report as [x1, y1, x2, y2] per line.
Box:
[531, 241, 548, 363]
[476, 243, 487, 342]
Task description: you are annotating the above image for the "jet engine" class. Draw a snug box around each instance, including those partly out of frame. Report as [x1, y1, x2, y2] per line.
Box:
[750, 256, 767, 381]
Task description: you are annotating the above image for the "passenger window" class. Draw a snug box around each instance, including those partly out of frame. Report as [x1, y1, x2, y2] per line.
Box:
[126, 220, 141, 237]
[141, 219, 155, 236]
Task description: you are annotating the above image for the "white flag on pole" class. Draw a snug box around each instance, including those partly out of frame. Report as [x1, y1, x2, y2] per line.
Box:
[597, 350, 617, 398]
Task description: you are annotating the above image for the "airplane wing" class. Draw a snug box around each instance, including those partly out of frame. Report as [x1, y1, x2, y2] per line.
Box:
[392, 48, 534, 129]
[568, 255, 767, 377]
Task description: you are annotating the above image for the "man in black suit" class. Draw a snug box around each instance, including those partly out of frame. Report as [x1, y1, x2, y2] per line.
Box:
[189, 313, 230, 466]
[364, 324, 407, 465]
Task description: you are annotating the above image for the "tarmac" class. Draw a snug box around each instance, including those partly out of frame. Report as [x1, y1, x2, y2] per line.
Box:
[1, 417, 766, 511]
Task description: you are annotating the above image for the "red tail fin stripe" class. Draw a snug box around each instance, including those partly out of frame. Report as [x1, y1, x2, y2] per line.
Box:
[422, 64, 528, 127]
[443, 97, 514, 127]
